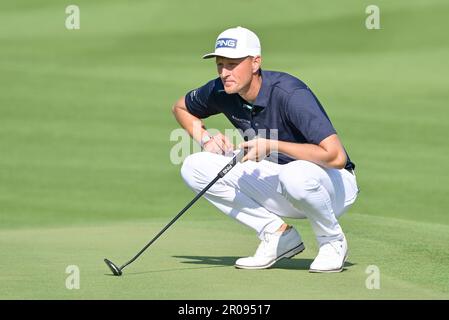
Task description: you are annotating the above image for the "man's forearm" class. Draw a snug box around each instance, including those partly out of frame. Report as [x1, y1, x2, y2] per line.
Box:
[172, 106, 208, 144]
[272, 138, 347, 169]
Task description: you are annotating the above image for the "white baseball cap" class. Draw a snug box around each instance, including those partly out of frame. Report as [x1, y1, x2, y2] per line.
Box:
[202, 26, 261, 59]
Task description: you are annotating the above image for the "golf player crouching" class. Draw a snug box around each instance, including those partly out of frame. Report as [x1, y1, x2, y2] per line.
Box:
[172, 27, 359, 272]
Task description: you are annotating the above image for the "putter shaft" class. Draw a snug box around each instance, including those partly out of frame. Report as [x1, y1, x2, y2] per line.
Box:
[114, 149, 245, 273]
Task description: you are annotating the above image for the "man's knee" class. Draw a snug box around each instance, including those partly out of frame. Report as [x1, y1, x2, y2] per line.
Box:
[180, 152, 221, 191]
[279, 161, 321, 203]
[181, 153, 204, 190]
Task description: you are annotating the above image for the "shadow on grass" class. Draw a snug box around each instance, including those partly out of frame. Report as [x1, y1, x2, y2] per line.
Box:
[173, 255, 355, 271]
[105, 256, 355, 276]
[107, 264, 229, 276]
[173, 255, 313, 270]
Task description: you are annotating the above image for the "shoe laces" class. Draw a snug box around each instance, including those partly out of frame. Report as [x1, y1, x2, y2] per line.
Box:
[255, 232, 274, 257]
[319, 240, 342, 257]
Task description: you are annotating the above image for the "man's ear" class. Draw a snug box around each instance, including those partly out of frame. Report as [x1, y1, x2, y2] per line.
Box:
[252, 56, 262, 73]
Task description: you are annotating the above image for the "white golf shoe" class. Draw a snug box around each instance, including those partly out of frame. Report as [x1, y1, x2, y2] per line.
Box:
[235, 227, 305, 270]
[309, 236, 348, 273]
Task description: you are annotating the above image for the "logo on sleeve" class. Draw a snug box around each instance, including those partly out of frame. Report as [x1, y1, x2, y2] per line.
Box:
[215, 38, 238, 49]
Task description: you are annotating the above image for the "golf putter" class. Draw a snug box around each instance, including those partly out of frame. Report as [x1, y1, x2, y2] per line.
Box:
[105, 148, 246, 276]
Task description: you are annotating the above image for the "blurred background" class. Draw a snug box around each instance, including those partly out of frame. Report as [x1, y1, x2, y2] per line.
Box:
[1, 0, 448, 299]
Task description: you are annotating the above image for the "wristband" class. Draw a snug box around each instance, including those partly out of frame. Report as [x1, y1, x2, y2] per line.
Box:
[200, 134, 212, 149]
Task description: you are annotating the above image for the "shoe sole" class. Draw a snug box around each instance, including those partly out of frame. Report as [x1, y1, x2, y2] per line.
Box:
[234, 242, 305, 270]
[308, 253, 348, 273]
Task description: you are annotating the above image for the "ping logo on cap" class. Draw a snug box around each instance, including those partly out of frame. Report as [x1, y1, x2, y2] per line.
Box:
[216, 38, 238, 49]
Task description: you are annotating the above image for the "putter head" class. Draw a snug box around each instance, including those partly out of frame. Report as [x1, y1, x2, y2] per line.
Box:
[104, 258, 122, 276]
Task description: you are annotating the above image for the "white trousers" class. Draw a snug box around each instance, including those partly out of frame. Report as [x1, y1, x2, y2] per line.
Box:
[181, 151, 359, 245]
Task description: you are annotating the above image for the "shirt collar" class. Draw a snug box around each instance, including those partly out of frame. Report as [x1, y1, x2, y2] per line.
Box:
[253, 70, 271, 108]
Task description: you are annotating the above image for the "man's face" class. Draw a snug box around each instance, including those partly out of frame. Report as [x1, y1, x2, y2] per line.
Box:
[216, 56, 256, 94]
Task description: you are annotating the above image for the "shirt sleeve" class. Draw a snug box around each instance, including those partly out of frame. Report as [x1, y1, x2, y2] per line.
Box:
[184, 79, 221, 119]
[285, 88, 337, 145]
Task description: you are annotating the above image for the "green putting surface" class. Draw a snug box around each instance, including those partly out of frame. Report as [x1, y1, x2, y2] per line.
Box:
[1, 0, 449, 299]
[1, 214, 448, 299]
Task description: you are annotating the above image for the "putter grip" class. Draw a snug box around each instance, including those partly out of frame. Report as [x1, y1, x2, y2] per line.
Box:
[217, 149, 246, 178]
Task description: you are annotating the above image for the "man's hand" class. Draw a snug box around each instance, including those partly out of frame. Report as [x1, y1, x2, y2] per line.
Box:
[237, 134, 348, 169]
[202, 133, 234, 155]
[238, 138, 276, 162]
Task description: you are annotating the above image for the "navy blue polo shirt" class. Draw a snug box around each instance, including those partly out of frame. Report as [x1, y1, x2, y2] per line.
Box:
[185, 70, 355, 169]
